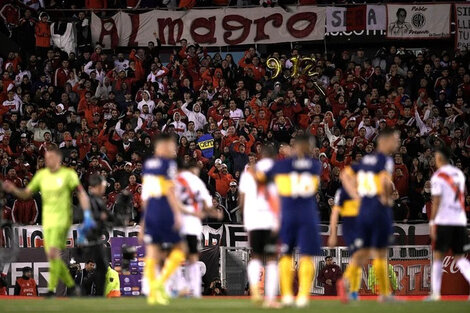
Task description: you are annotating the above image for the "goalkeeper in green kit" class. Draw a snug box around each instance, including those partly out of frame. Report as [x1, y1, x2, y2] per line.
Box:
[2, 145, 93, 296]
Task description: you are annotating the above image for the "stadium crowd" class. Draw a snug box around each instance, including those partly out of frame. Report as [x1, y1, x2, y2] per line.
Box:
[0, 1, 462, 12]
[0, 2, 469, 228]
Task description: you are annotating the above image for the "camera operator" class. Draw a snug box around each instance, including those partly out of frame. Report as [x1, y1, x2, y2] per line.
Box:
[74, 260, 96, 296]
[81, 174, 110, 297]
[206, 277, 227, 296]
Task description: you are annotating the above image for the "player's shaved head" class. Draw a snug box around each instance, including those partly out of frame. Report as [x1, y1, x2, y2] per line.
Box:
[46, 145, 62, 157]
[377, 128, 400, 155]
[152, 133, 177, 158]
[435, 147, 451, 168]
[293, 134, 315, 157]
[152, 133, 174, 146]
[178, 158, 197, 170]
[261, 145, 277, 159]
[45, 145, 62, 172]
[178, 159, 200, 176]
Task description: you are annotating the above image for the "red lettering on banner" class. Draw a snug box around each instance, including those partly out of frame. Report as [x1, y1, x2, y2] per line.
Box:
[34, 237, 44, 247]
[286, 12, 317, 38]
[253, 14, 283, 42]
[157, 18, 184, 45]
[190, 17, 216, 44]
[345, 6, 366, 32]
[128, 14, 140, 46]
[98, 18, 120, 49]
[222, 15, 251, 45]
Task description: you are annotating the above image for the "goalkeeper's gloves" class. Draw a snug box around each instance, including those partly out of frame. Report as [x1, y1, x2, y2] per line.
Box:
[77, 226, 88, 245]
[82, 210, 96, 232]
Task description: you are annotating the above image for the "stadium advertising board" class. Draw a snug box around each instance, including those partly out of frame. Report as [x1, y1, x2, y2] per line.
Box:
[441, 254, 470, 295]
[90, 6, 325, 48]
[3, 249, 468, 296]
[456, 4, 470, 50]
[387, 260, 430, 296]
[5, 225, 139, 248]
[386, 4, 451, 40]
[4, 223, 431, 248]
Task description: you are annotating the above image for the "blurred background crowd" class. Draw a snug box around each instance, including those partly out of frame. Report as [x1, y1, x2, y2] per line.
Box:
[0, 0, 469, 228]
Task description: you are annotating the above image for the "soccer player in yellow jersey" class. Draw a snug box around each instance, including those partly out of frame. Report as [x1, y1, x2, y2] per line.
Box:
[339, 129, 400, 302]
[139, 134, 185, 305]
[328, 185, 361, 302]
[3, 146, 91, 296]
[262, 135, 322, 308]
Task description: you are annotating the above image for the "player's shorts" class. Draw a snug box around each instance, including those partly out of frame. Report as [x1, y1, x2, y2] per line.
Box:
[144, 207, 181, 247]
[354, 199, 393, 249]
[341, 217, 358, 254]
[43, 226, 69, 252]
[280, 207, 321, 255]
[248, 230, 278, 256]
[434, 225, 469, 255]
[185, 235, 200, 254]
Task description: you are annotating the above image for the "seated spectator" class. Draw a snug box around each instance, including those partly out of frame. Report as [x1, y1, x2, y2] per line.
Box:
[14, 267, 38, 296]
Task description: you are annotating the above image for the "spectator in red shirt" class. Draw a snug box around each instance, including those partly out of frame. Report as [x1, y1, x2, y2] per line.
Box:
[107, 181, 122, 210]
[12, 198, 38, 225]
[34, 12, 50, 59]
[317, 256, 342, 296]
[208, 162, 233, 198]
[54, 60, 70, 89]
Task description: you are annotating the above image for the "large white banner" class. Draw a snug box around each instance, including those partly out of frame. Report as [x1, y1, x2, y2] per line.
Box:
[6, 225, 139, 248]
[91, 7, 326, 48]
[456, 4, 470, 50]
[4, 223, 434, 248]
[326, 5, 385, 33]
[386, 4, 451, 39]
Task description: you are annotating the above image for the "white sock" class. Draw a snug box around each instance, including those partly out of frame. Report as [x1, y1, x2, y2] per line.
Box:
[247, 259, 262, 288]
[457, 258, 470, 284]
[432, 260, 443, 296]
[188, 262, 202, 298]
[265, 261, 278, 301]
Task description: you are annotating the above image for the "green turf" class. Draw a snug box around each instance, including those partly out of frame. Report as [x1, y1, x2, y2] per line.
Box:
[0, 297, 468, 313]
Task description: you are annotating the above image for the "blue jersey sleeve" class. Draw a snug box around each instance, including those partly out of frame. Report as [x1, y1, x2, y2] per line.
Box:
[374, 154, 394, 175]
[350, 162, 360, 173]
[312, 159, 322, 176]
[264, 159, 281, 182]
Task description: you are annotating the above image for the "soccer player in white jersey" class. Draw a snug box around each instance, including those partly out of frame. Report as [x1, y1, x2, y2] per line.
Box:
[174, 159, 222, 298]
[239, 145, 280, 308]
[427, 147, 470, 301]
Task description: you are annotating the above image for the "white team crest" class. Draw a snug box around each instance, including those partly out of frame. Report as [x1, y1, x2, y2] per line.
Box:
[56, 178, 63, 186]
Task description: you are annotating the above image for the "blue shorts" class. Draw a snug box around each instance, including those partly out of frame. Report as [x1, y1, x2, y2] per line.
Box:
[354, 199, 393, 249]
[144, 206, 181, 247]
[280, 207, 321, 256]
[341, 217, 358, 254]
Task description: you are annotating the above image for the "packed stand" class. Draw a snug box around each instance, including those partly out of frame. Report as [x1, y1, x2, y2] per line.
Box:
[0, 0, 460, 14]
[0, 5, 469, 229]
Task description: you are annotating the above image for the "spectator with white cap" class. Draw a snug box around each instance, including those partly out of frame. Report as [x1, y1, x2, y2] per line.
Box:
[226, 180, 240, 223]
[208, 160, 233, 199]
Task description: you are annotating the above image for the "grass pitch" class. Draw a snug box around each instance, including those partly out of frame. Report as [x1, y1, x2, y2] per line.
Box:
[0, 296, 468, 313]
